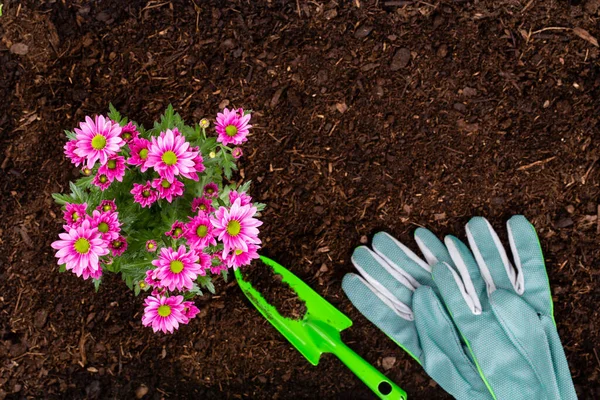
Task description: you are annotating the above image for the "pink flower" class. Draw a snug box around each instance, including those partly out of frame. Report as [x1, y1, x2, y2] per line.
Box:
[152, 245, 205, 291]
[191, 147, 205, 173]
[97, 200, 117, 213]
[81, 167, 93, 176]
[74, 115, 124, 169]
[119, 121, 139, 142]
[191, 197, 214, 214]
[196, 248, 212, 272]
[90, 210, 121, 242]
[209, 255, 228, 275]
[98, 155, 126, 182]
[224, 243, 260, 270]
[215, 108, 252, 146]
[131, 182, 158, 208]
[63, 203, 88, 228]
[165, 221, 186, 239]
[142, 295, 187, 334]
[146, 240, 158, 252]
[127, 138, 151, 170]
[232, 147, 243, 159]
[184, 214, 216, 250]
[151, 178, 184, 203]
[64, 141, 85, 167]
[211, 199, 262, 257]
[229, 190, 252, 207]
[183, 301, 200, 322]
[92, 173, 112, 191]
[109, 235, 127, 256]
[144, 129, 199, 183]
[203, 182, 218, 198]
[145, 268, 162, 288]
[51, 219, 109, 279]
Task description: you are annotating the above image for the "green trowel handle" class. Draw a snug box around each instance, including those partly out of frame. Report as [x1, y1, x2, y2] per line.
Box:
[332, 341, 407, 400]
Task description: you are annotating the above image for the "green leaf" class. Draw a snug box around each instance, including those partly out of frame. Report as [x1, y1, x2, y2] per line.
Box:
[197, 275, 215, 294]
[58, 264, 67, 273]
[64, 130, 77, 141]
[69, 181, 86, 203]
[134, 283, 141, 296]
[238, 180, 252, 193]
[75, 175, 95, 190]
[52, 193, 74, 206]
[108, 103, 122, 124]
[93, 278, 102, 292]
[254, 202, 267, 212]
[221, 269, 229, 283]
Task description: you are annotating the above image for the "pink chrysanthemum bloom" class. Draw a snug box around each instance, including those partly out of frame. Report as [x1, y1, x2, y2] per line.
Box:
[81, 167, 93, 176]
[97, 200, 117, 213]
[98, 155, 126, 182]
[203, 182, 219, 198]
[152, 245, 204, 291]
[131, 182, 158, 208]
[191, 197, 215, 214]
[109, 235, 127, 256]
[225, 243, 260, 270]
[145, 268, 162, 288]
[51, 219, 109, 279]
[215, 108, 252, 146]
[144, 129, 199, 183]
[142, 295, 187, 334]
[196, 248, 212, 272]
[190, 146, 206, 174]
[231, 147, 243, 159]
[74, 115, 124, 169]
[184, 214, 216, 250]
[127, 138, 151, 171]
[64, 141, 85, 167]
[183, 301, 200, 322]
[90, 210, 121, 242]
[119, 121, 139, 142]
[151, 178, 184, 203]
[165, 221, 186, 239]
[92, 173, 112, 191]
[229, 190, 252, 207]
[146, 240, 158, 252]
[211, 198, 262, 257]
[63, 202, 88, 228]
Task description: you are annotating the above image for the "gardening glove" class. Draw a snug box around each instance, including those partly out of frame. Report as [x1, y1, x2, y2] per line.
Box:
[342, 230, 493, 399]
[430, 215, 576, 400]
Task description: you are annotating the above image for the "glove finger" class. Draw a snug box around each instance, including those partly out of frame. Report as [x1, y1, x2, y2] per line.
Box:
[342, 273, 422, 362]
[371, 232, 434, 288]
[466, 217, 519, 293]
[506, 215, 553, 316]
[445, 235, 486, 312]
[414, 227, 453, 267]
[351, 246, 415, 314]
[540, 316, 578, 400]
[413, 286, 493, 400]
[432, 262, 481, 322]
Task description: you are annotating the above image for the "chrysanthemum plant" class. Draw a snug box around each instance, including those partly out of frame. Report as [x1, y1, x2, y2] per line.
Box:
[52, 105, 264, 333]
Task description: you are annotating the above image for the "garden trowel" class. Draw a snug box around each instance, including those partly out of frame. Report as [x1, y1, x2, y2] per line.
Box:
[235, 255, 407, 400]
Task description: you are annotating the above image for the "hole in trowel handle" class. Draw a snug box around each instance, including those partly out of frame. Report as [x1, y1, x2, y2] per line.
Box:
[378, 381, 392, 395]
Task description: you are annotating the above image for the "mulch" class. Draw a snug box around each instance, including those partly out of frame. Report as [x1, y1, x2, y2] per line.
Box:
[1, 0, 599, 399]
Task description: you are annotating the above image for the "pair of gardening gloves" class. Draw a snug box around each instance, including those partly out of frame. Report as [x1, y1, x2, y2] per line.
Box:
[342, 216, 577, 400]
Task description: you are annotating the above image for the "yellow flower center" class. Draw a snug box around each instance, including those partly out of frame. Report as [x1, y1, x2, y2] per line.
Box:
[235, 249, 243, 256]
[161, 180, 171, 188]
[170, 260, 184, 273]
[162, 150, 177, 166]
[91, 134, 107, 150]
[74, 238, 91, 254]
[123, 132, 132, 140]
[226, 220, 241, 236]
[98, 222, 109, 233]
[139, 148, 149, 159]
[157, 305, 171, 317]
[142, 190, 151, 197]
[196, 224, 208, 238]
[107, 159, 117, 169]
[199, 204, 207, 211]
[72, 212, 80, 221]
[99, 175, 108, 183]
[148, 243, 155, 249]
[102, 204, 112, 212]
[174, 227, 183, 237]
[112, 240, 122, 248]
[225, 125, 238, 137]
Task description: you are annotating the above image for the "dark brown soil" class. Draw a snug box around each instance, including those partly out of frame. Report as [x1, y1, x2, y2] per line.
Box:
[241, 260, 307, 320]
[1, 0, 600, 399]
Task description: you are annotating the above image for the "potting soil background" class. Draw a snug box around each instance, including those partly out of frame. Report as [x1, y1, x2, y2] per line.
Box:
[1, 0, 600, 399]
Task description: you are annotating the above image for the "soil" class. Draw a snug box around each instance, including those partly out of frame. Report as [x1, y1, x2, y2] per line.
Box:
[241, 260, 307, 320]
[1, 0, 600, 399]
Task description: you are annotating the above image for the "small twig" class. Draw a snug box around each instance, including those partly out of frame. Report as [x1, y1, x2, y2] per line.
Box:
[596, 204, 600, 235]
[521, 0, 535, 13]
[531, 27, 570, 35]
[517, 156, 556, 171]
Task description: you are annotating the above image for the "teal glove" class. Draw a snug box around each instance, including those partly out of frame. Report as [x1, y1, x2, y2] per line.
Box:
[431, 215, 576, 400]
[342, 231, 493, 399]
